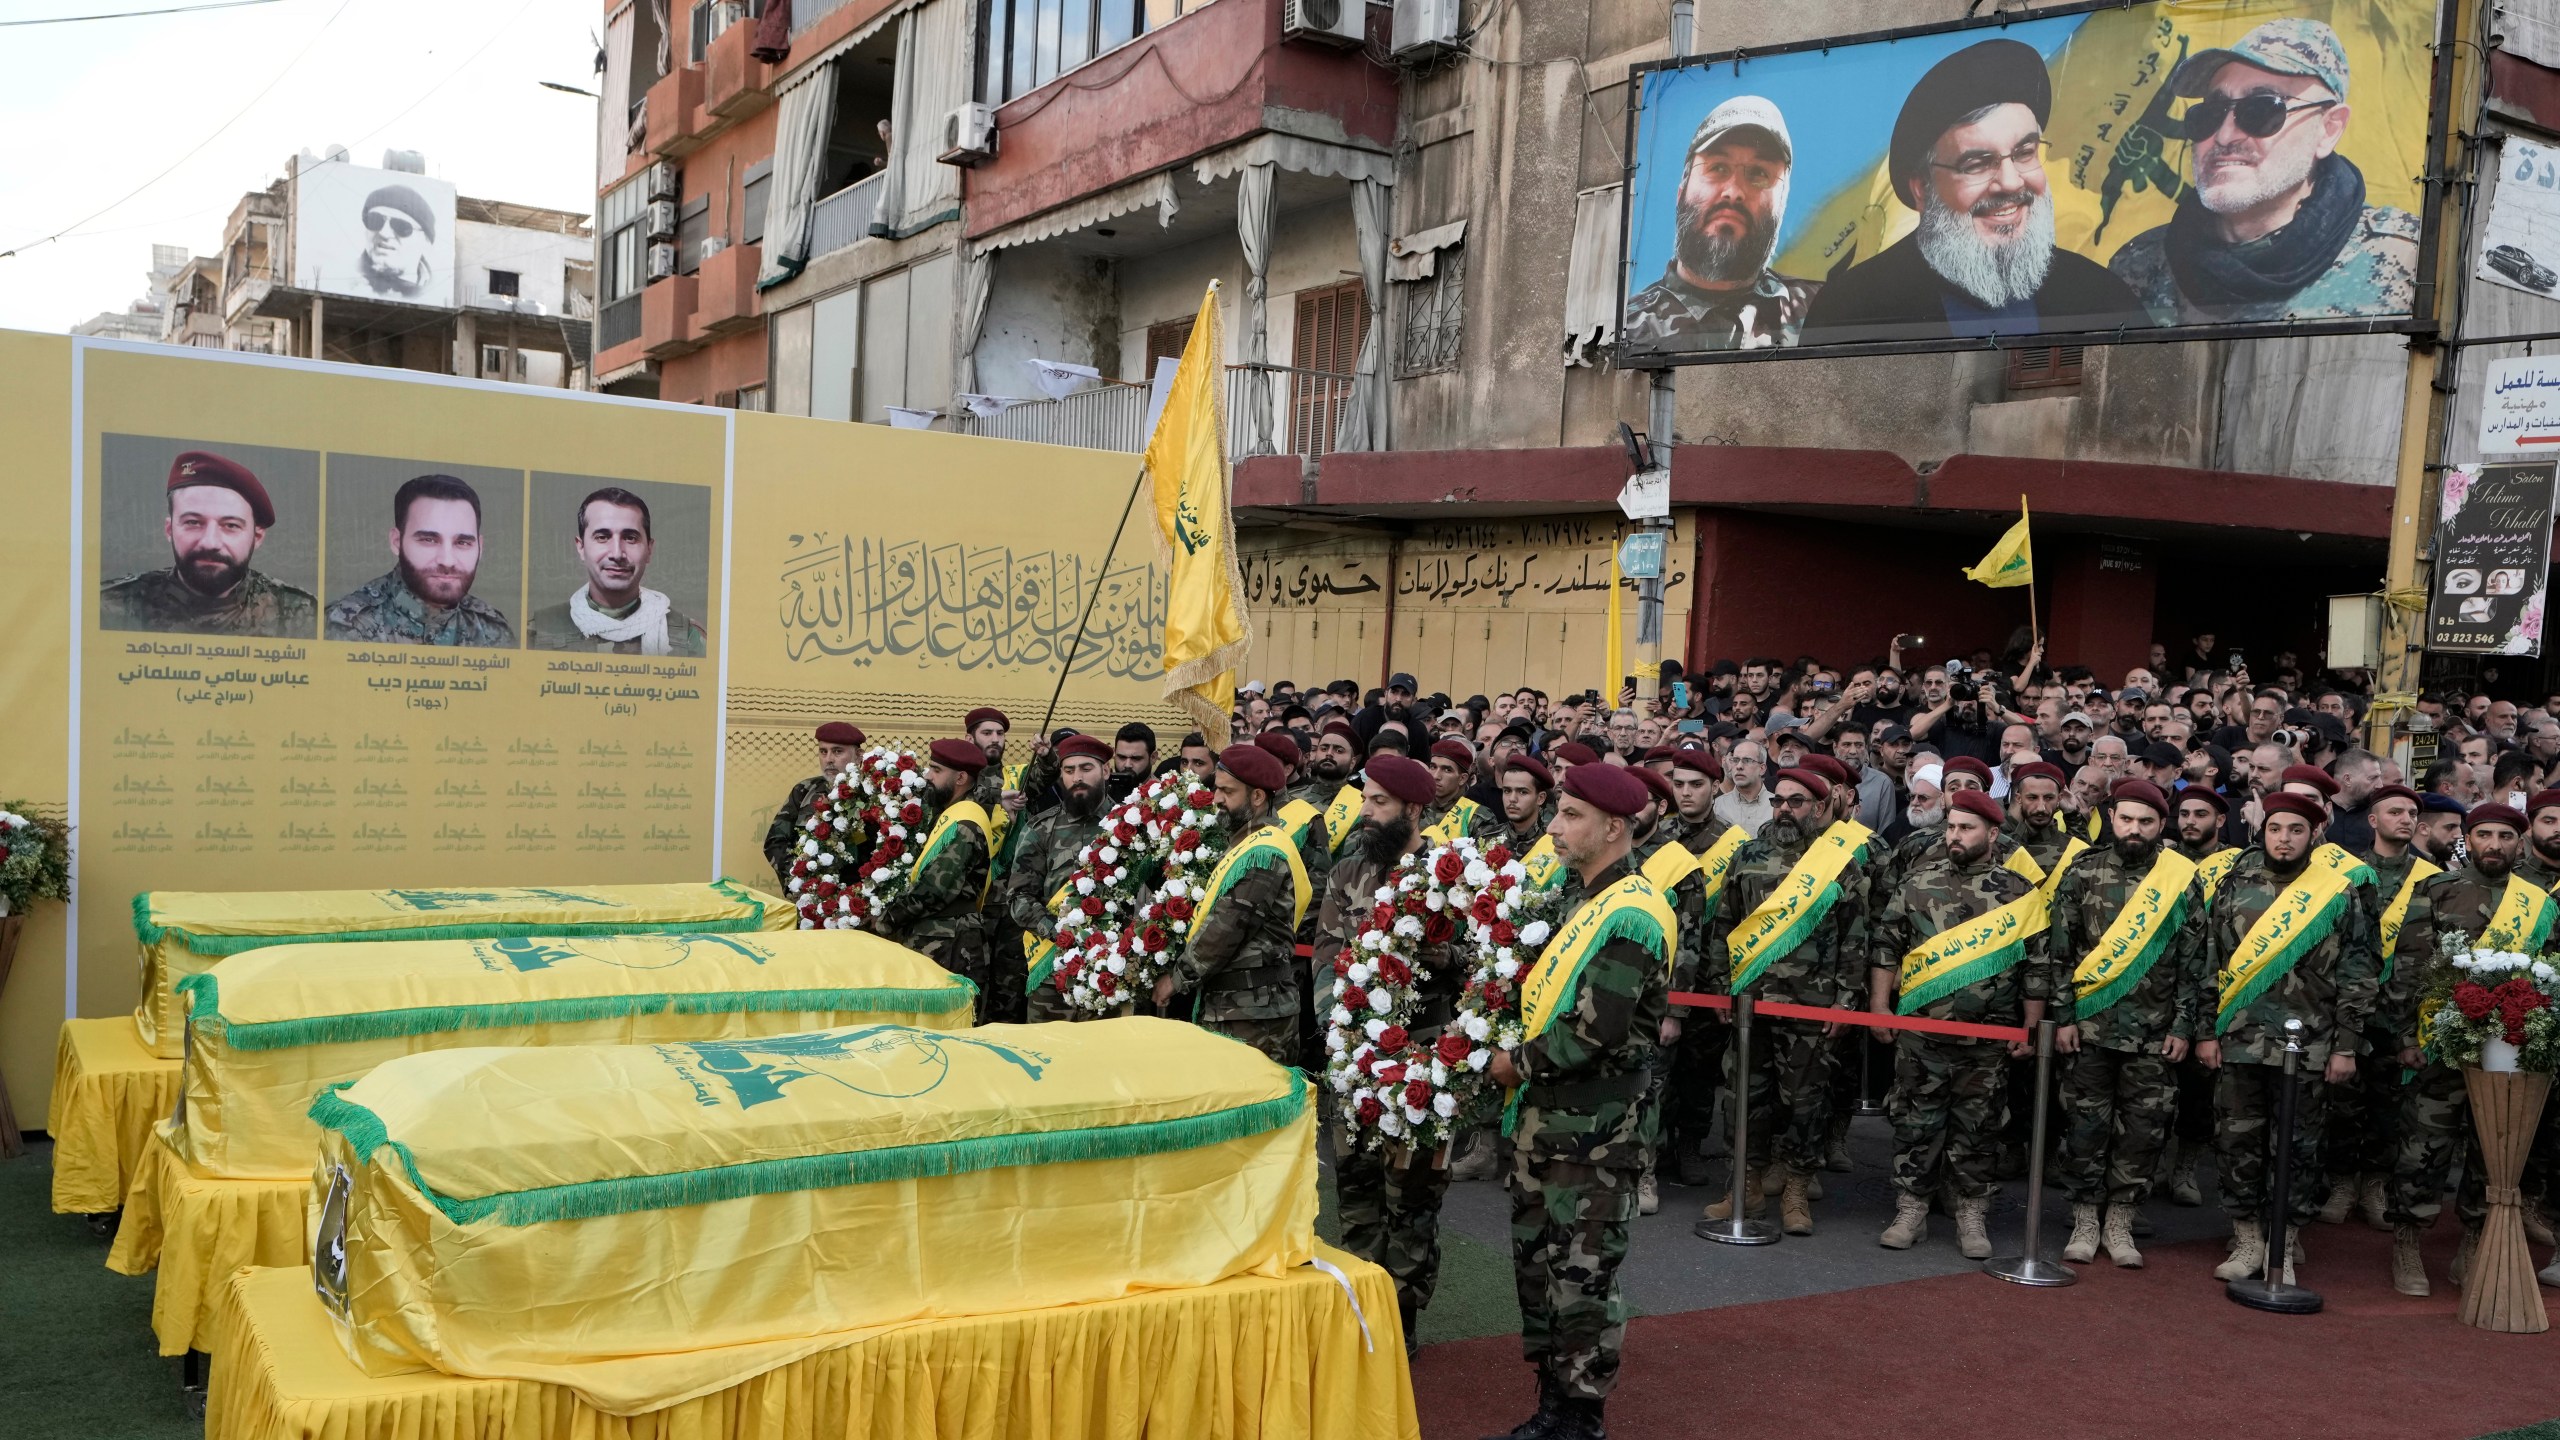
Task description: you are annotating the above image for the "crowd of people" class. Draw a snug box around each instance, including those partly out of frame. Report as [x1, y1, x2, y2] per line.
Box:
[764, 633, 2560, 1440]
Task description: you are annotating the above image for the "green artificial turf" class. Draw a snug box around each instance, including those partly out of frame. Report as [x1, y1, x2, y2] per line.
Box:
[0, 1145, 198, 1439]
[1316, 1161, 1536, 1347]
[2478, 1425, 2560, 1440]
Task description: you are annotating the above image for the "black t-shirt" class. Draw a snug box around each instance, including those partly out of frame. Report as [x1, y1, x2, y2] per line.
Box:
[1929, 719, 2004, 765]
[1851, 699, 1917, 730]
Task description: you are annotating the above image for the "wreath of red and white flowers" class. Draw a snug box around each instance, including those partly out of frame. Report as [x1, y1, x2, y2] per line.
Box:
[785, 747, 934, 930]
[1046, 773, 1235, 1013]
[1323, 836, 1563, 1152]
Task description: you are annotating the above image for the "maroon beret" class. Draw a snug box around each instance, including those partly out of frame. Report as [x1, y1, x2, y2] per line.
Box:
[166, 450, 275, 528]
[2177, 786, 2230, 815]
[2261, 792, 2329, 827]
[1948, 789, 2005, 827]
[1218, 743, 1287, 794]
[1430, 738, 1474, 768]
[1772, 767, 1831, 802]
[2012, 760, 2067, 788]
[1800, 754, 1852, 790]
[928, 738, 989, 773]
[2279, 764, 2340, 799]
[2528, 788, 2560, 818]
[1503, 755, 1555, 791]
[2466, 801, 2527, 834]
[1630, 765, 1677, 807]
[1641, 745, 1682, 765]
[1944, 757, 1995, 787]
[1055, 734, 1111, 764]
[1366, 753, 1436, 808]
[2108, 778, 2171, 817]
[962, 707, 1010, 733]
[1552, 742, 1600, 769]
[1668, 747, 1721, 781]
[1320, 718, 1364, 751]
[1561, 762, 1649, 818]
[814, 721, 864, 746]
[1254, 731, 1303, 767]
[2367, 783, 2422, 810]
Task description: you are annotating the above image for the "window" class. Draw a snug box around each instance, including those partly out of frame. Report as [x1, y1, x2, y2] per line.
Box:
[734, 383, 769, 412]
[676, 195, 711, 274]
[486, 269, 520, 298]
[979, 0, 1213, 104]
[478, 345, 524, 379]
[1291, 279, 1367, 459]
[741, 158, 772, 244]
[1397, 247, 1463, 376]
[802, 253, 957, 424]
[689, 0, 763, 63]
[2007, 344, 2084, 390]
[1145, 316, 1194, 372]
[599, 175, 647, 303]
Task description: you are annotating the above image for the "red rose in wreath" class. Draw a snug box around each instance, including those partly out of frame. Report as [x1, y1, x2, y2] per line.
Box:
[1435, 851, 1466, 885]
[1377, 1023, 1409, 1052]
[1082, 895, 1106, 917]
[1436, 1032, 1472, 1064]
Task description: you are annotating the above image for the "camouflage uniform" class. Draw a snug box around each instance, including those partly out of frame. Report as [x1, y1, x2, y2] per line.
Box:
[1314, 834, 1458, 1317]
[1656, 811, 1734, 1174]
[1506, 852, 1669, 1403]
[2108, 192, 2418, 327]
[323, 570, 517, 646]
[1006, 795, 1108, 1022]
[2322, 846, 2425, 1197]
[762, 774, 832, 892]
[1702, 815, 1868, 1179]
[2004, 813, 2074, 874]
[1872, 848, 2043, 1201]
[2171, 838, 2240, 1153]
[2381, 864, 2525, 1227]
[521, 595, 709, 655]
[2204, 850, 2381, 1226]
[1622, 263, 1820, 352]
[2049, 843, 2208, 1206]
[875, 791, 994, 1017]
[1173, 816, 1308, 1066]
[97, 565, 317, 638]
[968, 748, 1059, 1025]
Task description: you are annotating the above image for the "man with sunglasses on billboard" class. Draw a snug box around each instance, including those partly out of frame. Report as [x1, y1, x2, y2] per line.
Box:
[1624, 95, 1820, 351]
[1798, 38, 2150, 346]
[357, 183, 437, 299]
[2108, 20, 2417, 325]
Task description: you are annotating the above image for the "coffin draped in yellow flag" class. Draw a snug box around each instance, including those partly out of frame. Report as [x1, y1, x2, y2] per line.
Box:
[1963, 498, 2034, 590]
[1146, 280, 1249, 747]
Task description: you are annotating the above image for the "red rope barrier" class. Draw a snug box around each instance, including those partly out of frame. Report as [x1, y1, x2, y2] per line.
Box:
[1669, 991, 2031, 1044]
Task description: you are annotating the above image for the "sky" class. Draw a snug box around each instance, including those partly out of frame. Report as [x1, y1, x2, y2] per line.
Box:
[0, 0, 601, 334]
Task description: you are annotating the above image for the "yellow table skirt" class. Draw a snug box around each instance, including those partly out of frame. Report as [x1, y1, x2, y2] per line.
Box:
[106, 1122, 304, 1356]
[47, 1017, 181, 1214]
[209, 1251, 1419, 1440]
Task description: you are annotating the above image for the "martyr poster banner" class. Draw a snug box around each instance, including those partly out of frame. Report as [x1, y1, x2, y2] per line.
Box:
[1619, 0, 2438, 362]
[2426, 461, 2556, 657]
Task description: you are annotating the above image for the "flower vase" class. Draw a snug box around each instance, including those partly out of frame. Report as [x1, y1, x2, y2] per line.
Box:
[2484, 1038, 2523, 1073]
[2459, 1066, 2553, 1334]
[0, 914, 20, 1159]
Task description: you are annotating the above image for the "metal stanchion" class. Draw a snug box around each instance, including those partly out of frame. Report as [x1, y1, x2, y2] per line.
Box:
[1697, 994, 1780, 1245]
[2229, 1018, 2323, 1314]
[1985, 1018, 2075, 1287]
[1852, 1028, 1886, 1117]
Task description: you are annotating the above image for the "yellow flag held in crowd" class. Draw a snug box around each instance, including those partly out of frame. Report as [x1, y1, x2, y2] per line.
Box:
[1146, 280, 1249, 747]
[1964, 498, 2035, 590]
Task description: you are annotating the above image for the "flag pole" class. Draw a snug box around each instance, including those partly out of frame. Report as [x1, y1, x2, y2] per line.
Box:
[1035, 461, 1149, 744]
[2022, 496, 2039, 652]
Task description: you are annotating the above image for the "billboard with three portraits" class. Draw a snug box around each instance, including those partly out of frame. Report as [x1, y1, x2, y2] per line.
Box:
[1620, 0, 2440, 361]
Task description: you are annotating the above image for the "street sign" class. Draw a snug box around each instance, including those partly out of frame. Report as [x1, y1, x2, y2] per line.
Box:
[1618, 531, 1665, 579]
[1617, 467, 1670, 520]
[2481, 356, 2560, 452]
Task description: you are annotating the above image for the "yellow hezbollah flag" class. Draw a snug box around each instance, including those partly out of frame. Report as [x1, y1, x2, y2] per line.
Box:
[1963, 499, 2034, 590]
[310, 1016, 1313, 1415]
[1147, 280, 1249, 747]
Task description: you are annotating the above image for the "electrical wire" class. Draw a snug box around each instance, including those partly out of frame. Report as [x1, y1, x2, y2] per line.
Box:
[0, 0, 358, 260]
[0, 0, 281, 25]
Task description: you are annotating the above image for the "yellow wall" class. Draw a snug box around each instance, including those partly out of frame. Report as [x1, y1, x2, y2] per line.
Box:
[0, 333, 71, 1121]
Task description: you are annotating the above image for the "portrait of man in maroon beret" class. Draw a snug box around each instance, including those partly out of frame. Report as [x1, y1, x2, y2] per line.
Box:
[99, 444, 319, 638]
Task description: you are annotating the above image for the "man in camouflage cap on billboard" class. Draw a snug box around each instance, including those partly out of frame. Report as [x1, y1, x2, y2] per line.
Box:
[100, 450, 317, 638]
[1625, 95, 1820, 352]
[2108, 18, 2418, 324]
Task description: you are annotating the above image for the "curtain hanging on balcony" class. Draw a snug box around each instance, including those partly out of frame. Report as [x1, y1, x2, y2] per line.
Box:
[1335, 177, 1390, 453]
[1235, 161, 1276, 457]
[957, 246, 992, 393]
[880, 0, 966, 236]
[756, 59, 839, 290]
[600, 5, 635, 193]
[1563, 184, 1623, 366]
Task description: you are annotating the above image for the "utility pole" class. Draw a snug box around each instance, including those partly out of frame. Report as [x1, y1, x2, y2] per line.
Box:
[1633, 368, 1677, 705]
[2372, 0, 2488, 754]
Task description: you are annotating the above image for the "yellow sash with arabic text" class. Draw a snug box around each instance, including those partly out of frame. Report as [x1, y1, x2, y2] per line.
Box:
[2068, 848, 2197, 1020]
[916, 800, 996, 908]
[1519, 876, 1677, 1041]
[1424, 797, 1483, 846]
[1191, 823, 1314, 937]
[2017, 837, 2090, 940]
[2374, 858, 2442, 982]
[1522, 835, 1566, 891]
[1726, 821, 1872, 992]
[2479, 873, 2558, 952]
[1323, 784, 1364, 855]
[2196, 847, 2242, 903]
[1648, 826, 1746, 918]
[2213, 844, 2372, 1034]
[1278, 798, 1321, 853]
[1896, 889, 2037, 1014]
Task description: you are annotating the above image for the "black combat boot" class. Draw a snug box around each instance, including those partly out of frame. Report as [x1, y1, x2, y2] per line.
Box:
[1399, 1294, 1420, 1359]
[1479, 1371, 1560, 1440]
[1550, 1394, 1608, 1439]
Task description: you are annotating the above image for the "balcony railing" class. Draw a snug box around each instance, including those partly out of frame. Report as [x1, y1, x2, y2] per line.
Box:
[808, 172, 882, 259]
[950, 362, 1359, 460]
[599, 294, 643, 352]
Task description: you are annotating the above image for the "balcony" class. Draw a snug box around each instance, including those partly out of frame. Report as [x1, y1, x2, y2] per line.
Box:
[967, 0, 1397, 242]
[223, 273, 272, 323]
[643, 66, 708, 158]
[705, 19, 773, 120]
[599, 294, 643, 353]
[808, 173, 883, 259]
[641, 275, 701, 358]
[952, 364, 1351, 460]
[692, 241, 763, 337]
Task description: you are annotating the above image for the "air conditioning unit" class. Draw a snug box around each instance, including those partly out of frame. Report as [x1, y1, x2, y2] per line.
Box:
[1283, 0, 1364, 47]
[1391, 0, 1458, 58]
[646, 242, 678, 281]
[939, 102, 996, 166]
[645, 161, 680, 202]
[646, 200, 678, 240]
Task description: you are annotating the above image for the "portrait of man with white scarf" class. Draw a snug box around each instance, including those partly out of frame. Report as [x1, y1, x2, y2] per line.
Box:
[524, 485, 708, 657]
